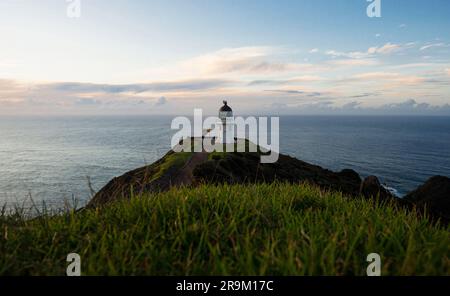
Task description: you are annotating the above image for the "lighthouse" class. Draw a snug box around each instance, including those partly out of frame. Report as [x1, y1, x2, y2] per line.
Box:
[217, 100, 235, 144]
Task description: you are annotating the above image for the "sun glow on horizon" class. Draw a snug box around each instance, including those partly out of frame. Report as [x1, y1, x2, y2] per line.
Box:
[1, 0, 450, 115]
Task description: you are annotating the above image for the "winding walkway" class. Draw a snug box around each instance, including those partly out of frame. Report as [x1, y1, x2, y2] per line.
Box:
[172, 152, 209, 187]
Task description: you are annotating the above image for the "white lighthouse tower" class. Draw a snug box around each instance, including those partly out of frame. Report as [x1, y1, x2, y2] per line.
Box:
[217, 100, 235, 144]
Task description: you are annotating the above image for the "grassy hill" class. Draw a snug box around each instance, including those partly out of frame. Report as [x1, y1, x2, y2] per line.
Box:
[1, 183, 448, 276]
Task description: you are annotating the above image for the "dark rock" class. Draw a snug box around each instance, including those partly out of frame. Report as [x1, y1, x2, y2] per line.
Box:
[87, 141, 450, 225]
[339, 169, 361, 181]
[359, 176, 394, 200]
[89, 143, 367, 208]
[85, 137, 450, 229]
[193, 152, 362, 197]
[404, 176, 450, 222]
[88, 150, 190, 207]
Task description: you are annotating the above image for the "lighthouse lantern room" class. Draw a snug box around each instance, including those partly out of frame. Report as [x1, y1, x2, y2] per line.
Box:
[217, 100, 235, 144]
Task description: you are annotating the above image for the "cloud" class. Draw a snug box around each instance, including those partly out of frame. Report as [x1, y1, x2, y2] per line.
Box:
[264, 89, 323, 97]
[329, 58, 379, 66]
[350, 72, 425, 85]
[154, 96, 167, 107]
[325, 50, 369, 59]
[247, 75, 323, 87]
[2, 40, 450, 115]
[290, 75, 323, 82]
[361, 99, 450, 114]
[368, 43, 402, 55]
[376, 99, 450, 114]
[40, 79, 232, 94]
[399, 24, 407, 28]
[342, 101, 362, 109]
[273, 99, 450, 115]
[0, 78, 234, 114]
[353, 72, 400, 80]
[249, 75, 323, 86]
[388, 63, 439, 70]
[326, 43, 406, 61]
[0, 79, 32, 104]
[420, 43, 449, 51]
[184, 46, 291, 74]
[349, 92, 380, 99]
[75, 98, 102, 106]
[183, 46, 314, 75]
[266, 90, 307, 94]
[0, 79, 27, 92]
[248, 80, 284, 86]
[271, 102, 288, 109]
[420, 43, 443, 51]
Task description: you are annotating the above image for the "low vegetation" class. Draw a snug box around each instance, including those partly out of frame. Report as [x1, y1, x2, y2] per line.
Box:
[0, 183, 448, 275]
[150, 152, 192, 181]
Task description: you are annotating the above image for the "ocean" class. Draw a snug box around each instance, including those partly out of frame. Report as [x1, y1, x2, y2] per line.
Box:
[1, 115, 449, 209]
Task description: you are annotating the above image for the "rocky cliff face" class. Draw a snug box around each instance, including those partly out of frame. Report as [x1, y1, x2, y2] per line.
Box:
[359, 176, 395, 201]
[192, 152, 363, 196]
[404, 176, 450, 223]
[88, 149, 366, 207]
[87, 143, 449, 224]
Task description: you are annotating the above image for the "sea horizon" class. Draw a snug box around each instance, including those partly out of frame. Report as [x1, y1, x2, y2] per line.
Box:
[1, 114, 449, 209]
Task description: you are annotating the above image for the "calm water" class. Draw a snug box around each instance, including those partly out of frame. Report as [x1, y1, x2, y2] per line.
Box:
[1, 115, 449, 208]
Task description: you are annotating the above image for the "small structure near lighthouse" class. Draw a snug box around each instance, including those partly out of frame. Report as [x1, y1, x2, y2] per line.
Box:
[217, 100, 235, 144]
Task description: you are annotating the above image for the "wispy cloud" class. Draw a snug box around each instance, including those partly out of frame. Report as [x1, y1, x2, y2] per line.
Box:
[349, 92, 380, 98]
[75, 98, 102, 106]
[272, 99, 450, 115]
[326, 43, 410, 61]
[248, 75, 323, 86]
[154, 96, 168, 107]
[325, 50, 369, 59]
[39, 79, 232, 94]
[2, 40, 450, 115]
[264, 89, 323, 97]
[368, 43, 403, 55]
[0, 78, 233, 114]
[420, 43, 449, 51]
[329, 58, 379, 66]
[350, 72, 426, 85]
[183, 46, 298, 74]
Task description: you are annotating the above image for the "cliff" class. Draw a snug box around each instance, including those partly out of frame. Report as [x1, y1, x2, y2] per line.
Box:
[88, 144, 364, 207]
[87, 139, 449, 224]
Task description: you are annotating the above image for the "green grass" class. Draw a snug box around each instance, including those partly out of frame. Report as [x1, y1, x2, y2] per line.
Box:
[0, 183, 448, 276]
[150, 151, 192, 181]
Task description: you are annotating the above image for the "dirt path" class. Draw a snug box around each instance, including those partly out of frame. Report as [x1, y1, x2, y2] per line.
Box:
[172, 152, 209, 187]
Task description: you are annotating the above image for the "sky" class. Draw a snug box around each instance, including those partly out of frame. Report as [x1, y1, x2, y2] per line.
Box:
[0, 0, 450, 115]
